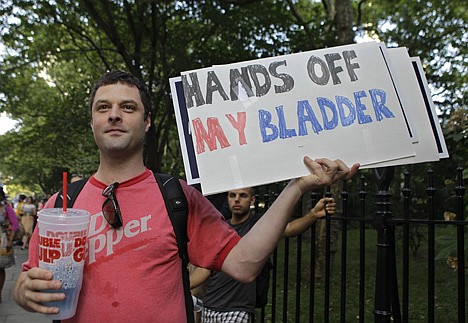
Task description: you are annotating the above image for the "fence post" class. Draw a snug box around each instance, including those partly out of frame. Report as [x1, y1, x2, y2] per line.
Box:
[372, 167, 401, 323]
[455, 165, 466, 323]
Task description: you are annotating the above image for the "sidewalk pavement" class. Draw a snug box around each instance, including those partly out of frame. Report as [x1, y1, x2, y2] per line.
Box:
[0, 246, 50, 323]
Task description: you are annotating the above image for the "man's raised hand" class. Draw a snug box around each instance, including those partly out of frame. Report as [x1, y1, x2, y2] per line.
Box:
[296, 156, 360, 194]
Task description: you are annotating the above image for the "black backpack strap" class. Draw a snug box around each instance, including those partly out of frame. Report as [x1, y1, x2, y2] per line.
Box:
[154, 173, 194, 323]
[53, 178, 89, 208]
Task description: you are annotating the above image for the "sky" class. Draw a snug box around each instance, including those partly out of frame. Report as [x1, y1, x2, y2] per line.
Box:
[0, 112, 18, 134]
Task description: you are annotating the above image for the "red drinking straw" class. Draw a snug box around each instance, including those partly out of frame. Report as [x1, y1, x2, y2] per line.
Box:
[63, 172, 67, 213]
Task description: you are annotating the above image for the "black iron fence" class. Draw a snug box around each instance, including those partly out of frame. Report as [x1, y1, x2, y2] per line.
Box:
[255, 166, 466, 323]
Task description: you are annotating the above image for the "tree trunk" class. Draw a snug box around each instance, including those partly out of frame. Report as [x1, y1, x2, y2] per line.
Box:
[315, 0, 354, 278]
[335, 0, 355, 44]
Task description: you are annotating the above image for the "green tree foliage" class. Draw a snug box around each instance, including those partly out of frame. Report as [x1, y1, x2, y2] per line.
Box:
[0, 0, 340, 192]
[0, 62, 97, 194]
[359, 0, 467, 116]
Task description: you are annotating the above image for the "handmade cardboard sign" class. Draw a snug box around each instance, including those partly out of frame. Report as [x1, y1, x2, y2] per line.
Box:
[410, 57, 449, 159]
[171, 41, 446, 195]
[170, 78, 200, 185]
[366, 47, 446, 167]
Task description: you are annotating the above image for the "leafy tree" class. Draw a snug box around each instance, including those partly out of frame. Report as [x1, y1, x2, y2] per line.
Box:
[0, 63, 97, 194]
[0, 0, 336, 191]
[360, 0, 467, 118]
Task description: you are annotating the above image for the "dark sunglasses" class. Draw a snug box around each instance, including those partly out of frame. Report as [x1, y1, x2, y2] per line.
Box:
[102, 182, 123, 229]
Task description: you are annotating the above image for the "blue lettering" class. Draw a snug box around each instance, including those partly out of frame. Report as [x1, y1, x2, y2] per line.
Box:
[258, 109, 278, 142]
[336, 95, 356, 127]
[257, 89, 394, 144]
[297, 100, 323, 135]
[370, 89, 395, 121]
[276, 106, 297, 139]
[317, 97, 338, 130]
[354, 91, 373, 124]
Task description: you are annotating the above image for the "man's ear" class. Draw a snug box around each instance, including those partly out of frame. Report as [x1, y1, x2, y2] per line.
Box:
[145, 113, 151, 132]
[250, 195, 256, 206]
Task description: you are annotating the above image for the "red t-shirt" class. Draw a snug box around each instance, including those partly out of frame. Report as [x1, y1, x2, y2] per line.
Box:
[23, 169, 240, 322]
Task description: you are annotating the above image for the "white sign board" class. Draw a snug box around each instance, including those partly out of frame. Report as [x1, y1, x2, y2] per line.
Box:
[366, 48, 446, 167]
[171, 42, 447, 195]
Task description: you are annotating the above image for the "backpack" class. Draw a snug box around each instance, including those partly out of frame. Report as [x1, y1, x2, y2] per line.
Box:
[255, 258, 273, 308]
[248, 214, 273, 308]
[54, 173, 194, 323]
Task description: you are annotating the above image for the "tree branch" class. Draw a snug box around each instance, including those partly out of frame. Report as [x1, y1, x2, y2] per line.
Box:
[219, 0, 259, 4]
[356, 0, 367, 27]
[81, 0, 136, 74]
[286, 0, 313, 41]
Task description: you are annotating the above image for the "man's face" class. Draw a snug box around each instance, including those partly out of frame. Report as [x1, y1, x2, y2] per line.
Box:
[90, 83, 150, 157]
[227, 188, 255, 217]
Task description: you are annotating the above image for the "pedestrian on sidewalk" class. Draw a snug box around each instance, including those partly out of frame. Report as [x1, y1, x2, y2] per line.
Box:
[0, 185, 19, 303]
[20, 197, 36, 250]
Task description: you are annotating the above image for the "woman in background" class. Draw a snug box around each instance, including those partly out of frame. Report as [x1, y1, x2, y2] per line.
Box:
[0, 186, 18, 302]
[20, 197, 36, 250]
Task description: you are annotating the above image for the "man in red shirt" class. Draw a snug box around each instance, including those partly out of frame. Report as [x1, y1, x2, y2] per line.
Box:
[13, 71, 358, 322]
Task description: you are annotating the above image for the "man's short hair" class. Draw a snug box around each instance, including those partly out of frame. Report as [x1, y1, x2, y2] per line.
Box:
[88, 70, 151, 119]
[227, 187, 256, 197]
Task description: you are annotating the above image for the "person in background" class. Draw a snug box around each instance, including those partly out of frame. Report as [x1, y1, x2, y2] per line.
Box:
[15, 194, 26, 218]
[38, 194, 52, 212]
[20, 197, 36, 250]
[12, 194, 26, 246]
[190, 187, 335, 322]
[0, 186, 19, 303]
[13, 70, 359, 322]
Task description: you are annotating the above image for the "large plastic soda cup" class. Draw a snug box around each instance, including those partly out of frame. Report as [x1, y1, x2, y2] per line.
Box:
[37, 208, 90, 320]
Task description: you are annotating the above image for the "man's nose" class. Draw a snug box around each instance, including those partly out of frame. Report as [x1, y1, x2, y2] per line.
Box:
[108, 105, 122, 122]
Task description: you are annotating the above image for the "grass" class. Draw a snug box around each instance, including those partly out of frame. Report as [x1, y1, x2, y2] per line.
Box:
[257, 225, 464, 322]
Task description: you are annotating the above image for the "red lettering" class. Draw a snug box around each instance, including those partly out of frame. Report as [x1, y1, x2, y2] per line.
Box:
[38, 246, 61, 264]
[192, 117, 231, 154]
[73, 247, 85, 262]
[225, 112, 247, 145]
[39, 236, 61, 248]
[74, 237, 87, 247]
[47, 229, 87, 239]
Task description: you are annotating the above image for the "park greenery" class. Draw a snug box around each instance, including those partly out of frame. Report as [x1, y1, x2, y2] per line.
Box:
[0, 0, 466, 200]
[0, 1, 466, 319]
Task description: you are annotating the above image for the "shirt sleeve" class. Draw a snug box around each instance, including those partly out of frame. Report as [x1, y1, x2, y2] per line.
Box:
[183, 183, 240, 272]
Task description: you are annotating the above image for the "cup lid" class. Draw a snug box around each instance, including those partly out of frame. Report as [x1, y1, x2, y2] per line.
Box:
[38, 208, 90, 225]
